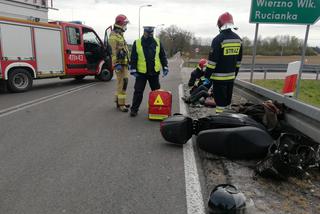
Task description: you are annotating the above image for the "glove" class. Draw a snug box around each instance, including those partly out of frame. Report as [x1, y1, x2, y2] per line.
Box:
[130, 69, 139, 78]
[203, 78, 210, 86]
[162, 67, 169, 77]
[114, 64, 122, 73]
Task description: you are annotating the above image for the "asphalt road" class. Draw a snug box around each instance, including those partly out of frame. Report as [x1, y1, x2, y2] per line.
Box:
[0, 57, 188, 214]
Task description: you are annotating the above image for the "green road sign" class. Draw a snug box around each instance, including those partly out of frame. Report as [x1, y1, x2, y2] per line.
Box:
[250, 0, 320, 24]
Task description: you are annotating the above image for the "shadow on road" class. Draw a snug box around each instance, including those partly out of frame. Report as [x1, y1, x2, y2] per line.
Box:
[0, 78, 108, 95]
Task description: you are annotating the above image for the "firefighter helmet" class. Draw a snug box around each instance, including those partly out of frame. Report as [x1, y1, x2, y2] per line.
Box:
[115, 14, 129, 26]
[115, 14, 129, 31]
[198, 58, 207, 69]
[217, 12, 235, 30]
[208, 184, 247, 213]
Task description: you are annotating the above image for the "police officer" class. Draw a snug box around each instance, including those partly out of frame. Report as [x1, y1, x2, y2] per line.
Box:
[109, 14, 130, 112]
[204, 12, 242, 113]
[129, 26, 169, 117]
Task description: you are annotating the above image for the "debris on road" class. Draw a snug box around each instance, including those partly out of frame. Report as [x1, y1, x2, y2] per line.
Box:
[183, 84, 320, 214]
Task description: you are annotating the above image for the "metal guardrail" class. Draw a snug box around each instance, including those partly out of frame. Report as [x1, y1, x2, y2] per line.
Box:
[234, 79, 320, 144]
[186, 59, 320, 73]
[240, 63, 320, 72]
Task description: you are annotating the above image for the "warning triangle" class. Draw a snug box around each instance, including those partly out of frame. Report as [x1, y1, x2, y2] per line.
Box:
[154, 94, 164, 106]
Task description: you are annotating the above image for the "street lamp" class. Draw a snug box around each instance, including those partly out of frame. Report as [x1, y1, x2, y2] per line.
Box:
[139, 4, 152, 38]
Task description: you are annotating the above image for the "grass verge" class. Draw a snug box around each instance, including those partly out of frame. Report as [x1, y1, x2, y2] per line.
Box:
[253, 79, 320, 108]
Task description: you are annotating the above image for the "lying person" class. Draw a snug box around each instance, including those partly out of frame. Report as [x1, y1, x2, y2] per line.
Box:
[182, 85, 216, 107]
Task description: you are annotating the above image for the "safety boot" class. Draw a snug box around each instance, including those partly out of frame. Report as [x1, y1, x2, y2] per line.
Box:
[118, 105, 129, 112]
[130, 110, 138, 117]
[181, 96, 191, 104]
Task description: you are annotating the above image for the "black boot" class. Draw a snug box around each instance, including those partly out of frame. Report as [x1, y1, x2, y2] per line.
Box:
[130, 110, 138, 117]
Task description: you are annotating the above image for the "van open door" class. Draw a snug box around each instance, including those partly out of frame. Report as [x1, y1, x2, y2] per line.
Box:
[103, 25, 113, 71]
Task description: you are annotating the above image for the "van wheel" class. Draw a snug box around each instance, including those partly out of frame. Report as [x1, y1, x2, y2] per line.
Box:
[7, 68, 33, 93]
[96, 67, 113, 81]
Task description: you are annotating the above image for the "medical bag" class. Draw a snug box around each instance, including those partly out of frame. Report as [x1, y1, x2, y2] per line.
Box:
[148, 90, 172, 120]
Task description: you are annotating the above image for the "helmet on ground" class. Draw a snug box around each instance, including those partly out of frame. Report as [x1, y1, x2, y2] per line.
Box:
[198, 58, 208, 69]
[208, 184, 247, 214]
[217, 12, 237, 30]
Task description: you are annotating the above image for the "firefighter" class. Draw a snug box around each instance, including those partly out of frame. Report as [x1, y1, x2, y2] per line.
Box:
[109, 14, 130, 112]
[203, 12, 242, 113]
[188, 58, 208, 87]
[129, 26, 169, 117]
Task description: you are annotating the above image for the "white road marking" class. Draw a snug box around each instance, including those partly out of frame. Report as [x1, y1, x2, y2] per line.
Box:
[179, 84, 206, 214]
[0, 83, 98, 118]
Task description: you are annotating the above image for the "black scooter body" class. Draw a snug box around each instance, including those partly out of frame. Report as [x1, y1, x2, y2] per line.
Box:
[160, 113, 267, 146]
[160, 115, 193, 144]
[195, 113, 266, 134]
[197, 126, 273, 159]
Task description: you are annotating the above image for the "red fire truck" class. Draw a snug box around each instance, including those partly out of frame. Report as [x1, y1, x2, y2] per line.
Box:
[0, 16, 113, 92]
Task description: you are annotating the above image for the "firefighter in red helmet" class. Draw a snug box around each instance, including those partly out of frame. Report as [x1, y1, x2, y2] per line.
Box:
[188, 58, 208, 87]
[109, 14, 130, 112]
[203, 12, 242, 113]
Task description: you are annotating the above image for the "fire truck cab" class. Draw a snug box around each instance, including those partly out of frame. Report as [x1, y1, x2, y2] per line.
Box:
[0, 16, 113, 92]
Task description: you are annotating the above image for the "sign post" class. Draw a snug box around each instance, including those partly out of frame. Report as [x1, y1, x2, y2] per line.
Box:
[250, 23, 259, 83]
[249, 0, 320, 97]
[295, 25, 310, 98]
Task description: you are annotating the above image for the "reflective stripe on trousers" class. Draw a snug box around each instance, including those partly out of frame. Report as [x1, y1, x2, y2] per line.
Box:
[210, 72, 235, 81]
[215, 106, 225, 113]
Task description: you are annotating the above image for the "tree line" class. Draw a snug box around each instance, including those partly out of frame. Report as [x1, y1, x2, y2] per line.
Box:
[157, 25, 318, 58]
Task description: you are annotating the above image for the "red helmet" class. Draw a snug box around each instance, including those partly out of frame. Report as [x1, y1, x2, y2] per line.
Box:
[198, 58, 207, 69]
[217, 12, 234, 29]
[115, 14, 129, 26]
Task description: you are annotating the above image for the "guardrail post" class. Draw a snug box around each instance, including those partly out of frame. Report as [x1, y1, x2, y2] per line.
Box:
[263, 68, 267, 80]
[316, 69, 319, 80]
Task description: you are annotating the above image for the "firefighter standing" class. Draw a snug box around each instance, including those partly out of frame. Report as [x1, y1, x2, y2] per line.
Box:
[204, 12, 242, 113]
[109, 14, 130, 112]
[129, 26, 169, 117]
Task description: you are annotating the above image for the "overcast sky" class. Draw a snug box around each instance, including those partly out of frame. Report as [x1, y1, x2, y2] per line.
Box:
[49, 0, 320, 46]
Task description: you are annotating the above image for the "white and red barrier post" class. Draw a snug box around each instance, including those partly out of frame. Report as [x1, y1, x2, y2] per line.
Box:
[282, 61, 301, 97]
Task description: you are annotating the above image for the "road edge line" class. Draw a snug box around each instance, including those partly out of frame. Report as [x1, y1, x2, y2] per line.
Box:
[179, 84, 205, 214]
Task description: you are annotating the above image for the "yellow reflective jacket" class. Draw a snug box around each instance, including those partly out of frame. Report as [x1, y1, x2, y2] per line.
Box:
[109, 29, 130, 65]
[136, 38, 161, 73]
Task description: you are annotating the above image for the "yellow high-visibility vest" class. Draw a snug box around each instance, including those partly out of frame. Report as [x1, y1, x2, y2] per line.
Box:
[136, 38, 161, 73]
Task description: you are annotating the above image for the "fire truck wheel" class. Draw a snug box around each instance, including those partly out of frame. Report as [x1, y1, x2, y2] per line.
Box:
[7, 68, 33, 93]
[96, 67, 113, 81]
[74, 75, 86, 81]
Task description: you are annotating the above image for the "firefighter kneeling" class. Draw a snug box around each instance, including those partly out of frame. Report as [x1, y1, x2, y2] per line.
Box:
[188, 58, 207, 88]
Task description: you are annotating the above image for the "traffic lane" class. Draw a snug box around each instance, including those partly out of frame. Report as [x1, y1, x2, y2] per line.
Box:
[0, 60, 187, 214]
[0, 76, 105, 110]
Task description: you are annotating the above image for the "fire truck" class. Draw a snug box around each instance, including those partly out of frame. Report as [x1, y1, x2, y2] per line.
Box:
[0, 16, 113, 92]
